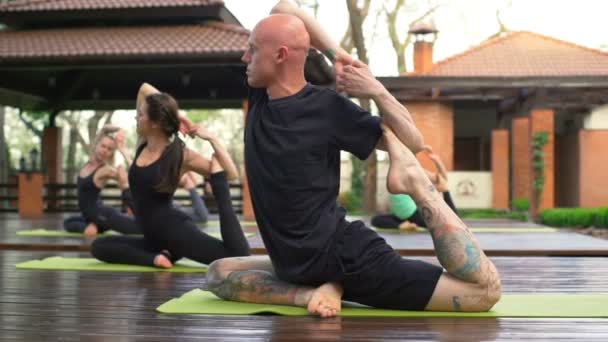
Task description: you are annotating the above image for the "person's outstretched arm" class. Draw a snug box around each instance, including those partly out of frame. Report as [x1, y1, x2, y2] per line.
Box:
[338, 61, 425, 153]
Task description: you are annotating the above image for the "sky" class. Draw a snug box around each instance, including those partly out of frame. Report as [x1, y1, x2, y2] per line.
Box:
[224, 0, 608, 76]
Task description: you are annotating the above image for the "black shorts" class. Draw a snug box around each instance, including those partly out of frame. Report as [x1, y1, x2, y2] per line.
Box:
[331, 220, 443, 310]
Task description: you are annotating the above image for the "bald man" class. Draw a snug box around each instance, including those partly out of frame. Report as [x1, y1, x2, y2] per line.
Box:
[206, 1, 501, 318]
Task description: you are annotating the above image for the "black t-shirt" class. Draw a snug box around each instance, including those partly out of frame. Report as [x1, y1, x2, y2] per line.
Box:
[244, 84, 382, 282]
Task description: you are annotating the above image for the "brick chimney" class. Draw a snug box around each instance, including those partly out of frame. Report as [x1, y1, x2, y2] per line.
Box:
[409, 22, 438, 73]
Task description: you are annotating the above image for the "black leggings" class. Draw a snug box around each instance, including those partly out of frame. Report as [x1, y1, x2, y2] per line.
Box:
[91, 172, 250, 266]
[371, 192, 459, 229]
[63, 190, 140, 235]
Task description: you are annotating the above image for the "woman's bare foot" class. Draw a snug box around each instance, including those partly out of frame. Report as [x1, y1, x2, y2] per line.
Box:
[384, 126, 433, 199]
[398, 220, 418, 231]
[83, 223, 98, 237]
[154, 253, 173, 268]
[306, 282, 343, 318]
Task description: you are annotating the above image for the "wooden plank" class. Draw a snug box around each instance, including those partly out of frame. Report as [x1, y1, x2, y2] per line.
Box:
[1, 251, 608, 341]
[2, 214, 608, 256]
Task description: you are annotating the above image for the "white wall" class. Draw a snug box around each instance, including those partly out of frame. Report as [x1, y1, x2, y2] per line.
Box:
[584, 105, 608, 129]
[448, 171, 493, 209]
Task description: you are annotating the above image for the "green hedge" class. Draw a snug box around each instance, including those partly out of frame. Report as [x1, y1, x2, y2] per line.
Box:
[460, 209, 527, 222]
[541, 208, 608, 228]
[513, 198, 530, 212]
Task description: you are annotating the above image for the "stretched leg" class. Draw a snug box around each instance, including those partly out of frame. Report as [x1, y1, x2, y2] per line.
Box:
[92, 205, 141, 235]
[163, 167, 250, 264]
[370, 214, 403, 229]
[63, 216, 87, 233]
[91, 235, 161, 267]
[165, 216, 249, 265]
[209, 167, 249, 255]
[384, 126, 501, 312]
[206, 256, 342, 318]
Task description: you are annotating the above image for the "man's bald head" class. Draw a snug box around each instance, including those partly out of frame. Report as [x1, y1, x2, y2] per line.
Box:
[242, 14, 310, 88]
[253, 14, 310, 52]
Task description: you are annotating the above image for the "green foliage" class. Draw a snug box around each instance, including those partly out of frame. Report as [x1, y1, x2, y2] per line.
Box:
[532, 131, 549, 197]
[513, 198, 530, 212]
[459, 209, 526, 222]
[541, 208, 608, 228]
[187, 109, 223, 123]
[506, 212, 528, 222]
[349, 157, 364, 211]
[597, 208, 608, 228]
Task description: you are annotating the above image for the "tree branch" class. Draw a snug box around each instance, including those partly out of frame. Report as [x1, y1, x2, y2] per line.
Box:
[18, 110, 43, 137]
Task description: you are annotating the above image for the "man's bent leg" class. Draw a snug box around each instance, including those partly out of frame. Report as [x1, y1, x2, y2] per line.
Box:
[206, 256, 343, 317]
[383, 126, 501, 312]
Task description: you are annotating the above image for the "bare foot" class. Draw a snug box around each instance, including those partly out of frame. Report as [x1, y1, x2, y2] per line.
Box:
[306, 282, 343, 318]
[398, 220, 418, 232]
[154, 253, 173, 269]
[435, 174, 449, 193]
[384, 126, 433, 198]
[83, 223, 98, 237]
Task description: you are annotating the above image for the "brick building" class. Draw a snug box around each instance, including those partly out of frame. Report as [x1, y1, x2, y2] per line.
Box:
[379, 29, 608, 213]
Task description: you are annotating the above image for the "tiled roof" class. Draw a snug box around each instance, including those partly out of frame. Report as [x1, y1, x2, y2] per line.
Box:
[0, 0, 223, 12]
[421, 31, 608, 77]
[0, 22, 249, 62]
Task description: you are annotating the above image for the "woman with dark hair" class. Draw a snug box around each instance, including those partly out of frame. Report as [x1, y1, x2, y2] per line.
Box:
[62, 126, 141, 236]
[91, 83, 250, 268]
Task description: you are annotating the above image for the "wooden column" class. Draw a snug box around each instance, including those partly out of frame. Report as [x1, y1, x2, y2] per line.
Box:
[18, 172, 44, 217]
[530, 109, 555, 214]
[491, 130, 510, 210]
[42, 126, 63, 210]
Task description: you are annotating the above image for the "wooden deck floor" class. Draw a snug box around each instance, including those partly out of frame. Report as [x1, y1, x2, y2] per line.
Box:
[2, 250, 608, 341]
[2, 213, 608, 256]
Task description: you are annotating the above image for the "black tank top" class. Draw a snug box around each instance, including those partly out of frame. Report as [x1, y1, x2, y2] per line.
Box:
[129, 143, 177, 223]
[77, 165, 103, 219]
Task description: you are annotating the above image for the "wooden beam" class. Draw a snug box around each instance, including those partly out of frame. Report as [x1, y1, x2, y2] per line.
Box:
[37, 70, 87, 113]
[0, 86, 48, 110]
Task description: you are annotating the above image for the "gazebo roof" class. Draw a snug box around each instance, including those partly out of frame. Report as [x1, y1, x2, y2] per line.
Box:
[0, 0, 223, 12]
[0, 0, 334, 113]
[0, 22, 248, 66]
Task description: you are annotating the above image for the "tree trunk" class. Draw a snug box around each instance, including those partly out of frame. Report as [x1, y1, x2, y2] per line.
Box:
[397, 47, 407, 75]
[346, 0, 377, 213]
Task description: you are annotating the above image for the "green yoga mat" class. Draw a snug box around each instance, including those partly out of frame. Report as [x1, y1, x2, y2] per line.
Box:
[373, 227, 557, 234]
[16, 257, 207, 273]
[157, 289, 608, 317]
[17, 229, 255, 239]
